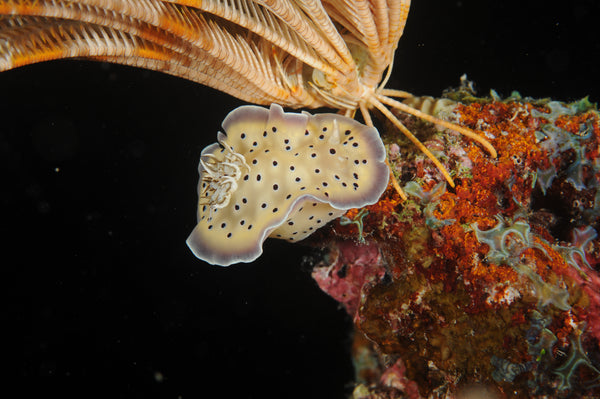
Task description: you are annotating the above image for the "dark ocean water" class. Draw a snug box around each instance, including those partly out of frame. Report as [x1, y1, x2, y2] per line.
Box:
[2, 1, 598, 398]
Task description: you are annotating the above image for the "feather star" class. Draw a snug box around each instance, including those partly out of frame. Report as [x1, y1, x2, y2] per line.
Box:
[0, 0, 495, 186]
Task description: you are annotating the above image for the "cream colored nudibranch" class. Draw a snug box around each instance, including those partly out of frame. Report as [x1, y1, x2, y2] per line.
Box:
[187, 104, 388, 266]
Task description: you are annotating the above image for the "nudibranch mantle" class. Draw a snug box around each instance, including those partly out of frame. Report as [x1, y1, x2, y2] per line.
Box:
[187, 104, 388, 266]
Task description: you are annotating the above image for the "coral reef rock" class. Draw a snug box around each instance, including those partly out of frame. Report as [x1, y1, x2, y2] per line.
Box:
[308, 89, 600, 398]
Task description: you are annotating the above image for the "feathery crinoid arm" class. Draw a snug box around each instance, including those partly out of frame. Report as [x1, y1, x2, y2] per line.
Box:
[0, 0, 296, 104]
[0, 16, 277, 105]
[322, 0, 410, 90]
[0, 0, 383, 108]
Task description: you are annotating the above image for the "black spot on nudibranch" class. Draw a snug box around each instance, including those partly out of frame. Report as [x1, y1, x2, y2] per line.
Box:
[261, 203, 267, 209]
[329, 148, 336, 154]
[252, 159, 258, 165]
[240, 133, 246, 139]
[319, 134, 324, 139]
[227, 232, 232, 238]
[257, 174, 262, 181]
[344, 129, 351, 135]
[272, 126, 277, 132]
[221, 222, 227, 228]
[315, 169, 320, 173]
[273, 160, 278, 166]
[273, 184, 279, 190]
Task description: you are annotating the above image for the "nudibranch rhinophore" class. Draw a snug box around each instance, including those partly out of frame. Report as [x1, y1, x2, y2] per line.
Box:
[187, 104, 389, 266]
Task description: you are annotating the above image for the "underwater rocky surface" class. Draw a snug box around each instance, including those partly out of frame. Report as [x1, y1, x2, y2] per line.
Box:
[305, 83, 600, 398]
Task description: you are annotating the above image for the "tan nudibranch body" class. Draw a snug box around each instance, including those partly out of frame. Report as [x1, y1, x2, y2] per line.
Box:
[187, 104, 388, 266]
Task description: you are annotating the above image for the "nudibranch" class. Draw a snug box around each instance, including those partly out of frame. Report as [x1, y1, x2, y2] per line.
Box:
[187, 104, 388, 266]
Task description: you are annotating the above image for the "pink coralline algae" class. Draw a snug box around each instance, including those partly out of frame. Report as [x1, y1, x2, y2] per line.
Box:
[312, 240, 385, 317]
[305, 86, 600, 398]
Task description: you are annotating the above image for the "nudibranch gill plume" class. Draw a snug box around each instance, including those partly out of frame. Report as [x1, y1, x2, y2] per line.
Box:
[187, 104, 389, 266]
